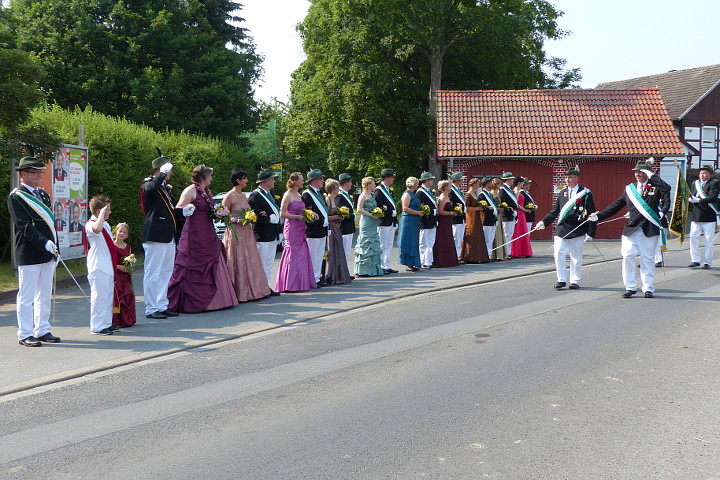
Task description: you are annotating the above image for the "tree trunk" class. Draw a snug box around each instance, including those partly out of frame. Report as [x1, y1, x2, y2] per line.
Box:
[428, 47, 443, 180]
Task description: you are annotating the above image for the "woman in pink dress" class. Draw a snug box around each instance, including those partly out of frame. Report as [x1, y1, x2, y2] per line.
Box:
[511, 177, 533, 257]
[275, 172, 318, 293]
[167, 165, 238, 313]
[222, 169, 272, 302]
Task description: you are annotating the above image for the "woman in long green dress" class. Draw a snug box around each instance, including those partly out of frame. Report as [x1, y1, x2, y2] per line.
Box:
[354, 176, 385, 277]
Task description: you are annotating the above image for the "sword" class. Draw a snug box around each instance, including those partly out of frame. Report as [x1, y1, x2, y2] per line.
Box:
[491, 226, 539, 253]
[57, 254, 91, 301]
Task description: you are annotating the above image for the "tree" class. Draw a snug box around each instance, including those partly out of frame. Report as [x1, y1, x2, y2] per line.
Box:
[9, 0, 262, 140]
[288, 0, 580, 179]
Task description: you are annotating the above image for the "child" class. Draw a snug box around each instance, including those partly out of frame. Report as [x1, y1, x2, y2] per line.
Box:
[112, 223, 137, 328]
[85, 195, 115, 335]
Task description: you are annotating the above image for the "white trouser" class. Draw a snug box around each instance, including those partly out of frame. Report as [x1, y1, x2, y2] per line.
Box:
[554, 236, 585, 284]
[306, 237, 326, 282]
[621, 229, 658, 293]
[527, 222, 533, 233]
[377, 225, 396, 270]
[142, 240, 176, 315]
[504, 219, 516, 246]
[16, 260, 56, 340]
[89, 270, 114, 333]
[689, 221, 716, 265]
[256, 240, 278, 287]
[419, 228, 436, 267]
[483, 225, 496, 257]
[452, 223, 465, 258]
[342, 233, 353, 261]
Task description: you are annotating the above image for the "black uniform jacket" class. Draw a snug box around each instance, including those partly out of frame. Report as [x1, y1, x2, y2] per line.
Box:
[416, 187, 438, 229]
[248, 189, 281, 242]
[597, 174, 671, 238]
[140, 172, 181, 244]
[302, 188, 328, 239]
[7, 186, 56, 266]
[498, 185, 519, 222]
[449, 186, 466, 225]
[373, 185, 397, 227]
[690, 178, 720, 223]
[522, 189, 537, 223]
[335, 190, 356, 235]
[540, 185, 597, 239]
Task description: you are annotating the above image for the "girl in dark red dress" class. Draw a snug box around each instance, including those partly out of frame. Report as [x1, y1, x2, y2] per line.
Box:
[112, 223, 137, 328]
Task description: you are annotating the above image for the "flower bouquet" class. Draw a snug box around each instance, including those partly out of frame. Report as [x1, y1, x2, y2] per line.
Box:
[371, 207, 384, 218]
[303, 208, 316, 223]
[525, 203, 536, 211]
[241, 209, 258, 225]
[453, 204, 464, 216]
[420, 204, 431, 216]
[498, 202, 512, 211]
[338, 206, 352, 219]
[123, 253, 136, 275]
[479, 200, 491, 211]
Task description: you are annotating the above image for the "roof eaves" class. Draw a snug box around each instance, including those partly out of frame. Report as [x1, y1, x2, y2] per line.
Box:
[678, 78, 720, 120]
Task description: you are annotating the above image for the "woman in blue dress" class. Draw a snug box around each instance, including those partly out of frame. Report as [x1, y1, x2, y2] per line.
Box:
[354, 176, 385, 277]
[398, 176, 423, 271]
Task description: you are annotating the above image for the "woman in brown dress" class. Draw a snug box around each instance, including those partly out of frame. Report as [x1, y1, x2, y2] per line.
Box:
[460, 178, 490, 263]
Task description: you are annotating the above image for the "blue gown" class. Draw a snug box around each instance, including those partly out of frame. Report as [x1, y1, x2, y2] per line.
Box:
[398, 190, 421, 268]
[354, 197, 384, 276]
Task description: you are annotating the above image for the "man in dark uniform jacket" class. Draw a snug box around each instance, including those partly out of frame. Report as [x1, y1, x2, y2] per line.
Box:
[688, 165, 719, 269]
[479, 177, 498, 257]
[592, 158, 671, 298]
[140, 150, 181, 319]
[416, 172, 438, 269]
[248, 168, 281, 292]
[448, 172, 466, 259]
[336, 173, 356, 260]
[302, 169, 329, 286]
[374, 168, 398, 274]
[521, 177, 537, 232]
[498, 172, 518, 246]
[8, 156, 62, 346]
[536, 166, 596, 290]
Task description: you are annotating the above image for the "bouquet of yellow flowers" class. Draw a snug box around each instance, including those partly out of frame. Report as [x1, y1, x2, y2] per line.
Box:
[525, 203, 536, 211]
[123, 253, 136, 275]
[420, 204, 431, 216]
[479, 200, 490, 210]
[371, 207, 384, 218]
[303, 208, 316, 223]
[498, 202, 512, 211]
[338, 206, 352, 219]
[453, 204, 463, 216]
[241, 209, 258, 225]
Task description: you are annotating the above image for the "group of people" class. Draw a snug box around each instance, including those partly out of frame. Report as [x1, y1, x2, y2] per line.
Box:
[8, 149, 715, 347]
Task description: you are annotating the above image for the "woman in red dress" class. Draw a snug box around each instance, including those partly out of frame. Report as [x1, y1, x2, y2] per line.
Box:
[432, 180, 460, 267]
[511, 177, 533, 258]
[112, 223, 137, 328]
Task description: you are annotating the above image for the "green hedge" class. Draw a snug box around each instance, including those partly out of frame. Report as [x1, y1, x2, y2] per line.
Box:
[2, 105, 253, 259]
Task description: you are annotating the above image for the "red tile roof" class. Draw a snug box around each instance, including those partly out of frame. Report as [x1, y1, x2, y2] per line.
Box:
[436, 89, 685, 158]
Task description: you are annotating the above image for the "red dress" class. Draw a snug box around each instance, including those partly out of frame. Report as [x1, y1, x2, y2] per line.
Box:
[511, 192, 533, 257]
[112, 243, 137, 327]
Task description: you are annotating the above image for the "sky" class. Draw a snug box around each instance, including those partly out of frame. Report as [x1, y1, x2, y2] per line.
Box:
[242, 0, 720, 103]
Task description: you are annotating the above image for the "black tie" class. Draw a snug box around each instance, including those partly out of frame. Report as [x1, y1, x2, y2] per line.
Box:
[32, 189, 41, 200]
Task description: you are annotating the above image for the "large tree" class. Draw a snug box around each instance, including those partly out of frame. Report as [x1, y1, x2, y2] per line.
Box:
[287, 0, 580, 179]
[9, 0, 262, 140]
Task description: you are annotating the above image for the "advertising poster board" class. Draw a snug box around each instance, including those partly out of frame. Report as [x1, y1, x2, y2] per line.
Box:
[51, 145, 89, 260]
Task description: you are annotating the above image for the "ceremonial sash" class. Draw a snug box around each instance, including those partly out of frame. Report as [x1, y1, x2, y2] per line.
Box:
[522, 189, 535, 207]
[501, 185, 518, 207]
[451, 185, 466, 207]
[377, 184, 395, 205]
[12, 188, 57, 244]
[557, 188, 590, 224]
[693, 180, 720, 221]
[304, 188, 328, 214]
[419, 187, 437, 207]
[480, 190, 497, 212]
[139, 179, 176, 231]
[255, 188, 279, 216]
[626, 183, 666, 247]
[339, 190, 355, 212]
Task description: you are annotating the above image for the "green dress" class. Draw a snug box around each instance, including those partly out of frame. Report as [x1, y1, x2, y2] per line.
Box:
[354, 197, 384, 276]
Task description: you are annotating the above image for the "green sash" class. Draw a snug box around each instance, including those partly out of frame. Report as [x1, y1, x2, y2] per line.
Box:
[693, 180, 720, 222]
[12, 188, 57, 244]
[558, 188, 590, 224]
[626, 183, 666, 247]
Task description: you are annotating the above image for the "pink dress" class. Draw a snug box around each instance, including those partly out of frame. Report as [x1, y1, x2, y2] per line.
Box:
[511, 192, 533, 257]
[223, 190, 272, 302]
[275, 200, 318, 292]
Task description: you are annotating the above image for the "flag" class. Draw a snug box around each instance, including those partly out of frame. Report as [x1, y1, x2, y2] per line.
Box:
[668, 162, 689, 243]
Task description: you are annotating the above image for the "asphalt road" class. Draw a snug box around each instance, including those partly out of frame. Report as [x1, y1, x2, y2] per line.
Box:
[2, 246, 720, 479]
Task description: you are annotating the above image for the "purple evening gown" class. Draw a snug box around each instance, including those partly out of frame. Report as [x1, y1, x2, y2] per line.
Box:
[168, 185, 238, 313]
[275, 200, 318, 292]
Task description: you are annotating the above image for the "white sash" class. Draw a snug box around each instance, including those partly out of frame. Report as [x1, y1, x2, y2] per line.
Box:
[451, 185, 466, 206]
[626, 184, 661, 228]
[480, 190, 497, 211]
[303, 188, 328, 215]
[502, 185, 518, 207]
[419, 187, 437, 207]
[12, 188, 57, 244]
[693, 180, 720, 220]
[255, 188, 279, 216]
[377, 184, 394, 205]
[522, 189, 535, 206]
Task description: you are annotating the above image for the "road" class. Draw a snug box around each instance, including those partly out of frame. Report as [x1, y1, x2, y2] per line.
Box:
[1, 244, 720, 479]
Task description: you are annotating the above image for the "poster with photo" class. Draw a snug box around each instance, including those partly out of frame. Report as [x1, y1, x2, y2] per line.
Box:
[52, 145, 88, 260]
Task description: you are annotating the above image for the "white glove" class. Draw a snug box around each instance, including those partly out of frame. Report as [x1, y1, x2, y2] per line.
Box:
[584, 235, 593, 243]
[658, 212, 664, 219]
[44, 240, 58, 254]
[433, 209, 437, 216]
[588, 213, 599, 222]
[623, 212, 630, 218]
[323, 218, 329, 227]
[535, 221, 545, 230]
[391, 210, 397, 217]
[689, 196, 700, 204]
[640, 169, 654, 179]
[182, 204, 195, 217]
[160, 162, 173, 174]
[269, 213, 279, 224]
[513, 210, 518, 219]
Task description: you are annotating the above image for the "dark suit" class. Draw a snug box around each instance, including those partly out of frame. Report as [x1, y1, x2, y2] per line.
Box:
[373, 185, 397, 227]
[248, 189, 281, 242]
[541, 186, 597, 239]
[417, 187, 438, 229]
[302, 187, 328, 239]
[690, 178, 720, 223]
[498, 185, 518, 222]
[449, 186, 466, 225]
[69, 221, 81, 232]
[336, 190, 356, 235]
[8, 186, 56, 266]
[479, 190, 497, 227]
[597, 175, 671, 237]
[140, 172, 179, 243]
[522, 189, 537, 224]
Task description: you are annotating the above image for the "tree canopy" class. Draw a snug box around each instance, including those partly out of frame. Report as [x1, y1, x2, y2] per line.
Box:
[8, 0, 263, 140]
[287, 0, 580, 180]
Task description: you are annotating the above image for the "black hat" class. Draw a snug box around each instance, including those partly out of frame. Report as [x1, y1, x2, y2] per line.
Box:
[566, 166, 580, 176]
[152, 147, 170, 169]
[380, 168, 395, 178]
[15, 156, 45, 171]
[256, 168, 278, 183]
[699, 165, 714, 174]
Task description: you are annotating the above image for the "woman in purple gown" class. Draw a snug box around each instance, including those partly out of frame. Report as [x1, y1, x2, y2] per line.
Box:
[167, 165, 238, 313]
[275, 172, 318, 293]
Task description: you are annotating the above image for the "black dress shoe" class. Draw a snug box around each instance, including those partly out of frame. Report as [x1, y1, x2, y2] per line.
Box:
[36, 332, 61, 343]
[644, 291, 654, 298]
[622, 290, 637, 298]
[269, 290, 281, 296]
[689, 262, 701, 267]
[569, 283, 580, 290]
[146, 312, 168, 319]
[317, 281, 328, 287]
[655, 262, 663, 267]
[554, 282, 566, 289]
[349, 276, 356, 280]
[19, 336, 41, 347]
[702, 264, 711, 270]
[159, 309, 179, 317]
[108, 326, 120, 332]
[90, 328, 113, 336]
[386, 268, 399, 274]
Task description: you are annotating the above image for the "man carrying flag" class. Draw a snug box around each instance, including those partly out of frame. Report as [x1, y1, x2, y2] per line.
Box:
[688, 165, 719, 269]
[590, 158, 671, 298]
